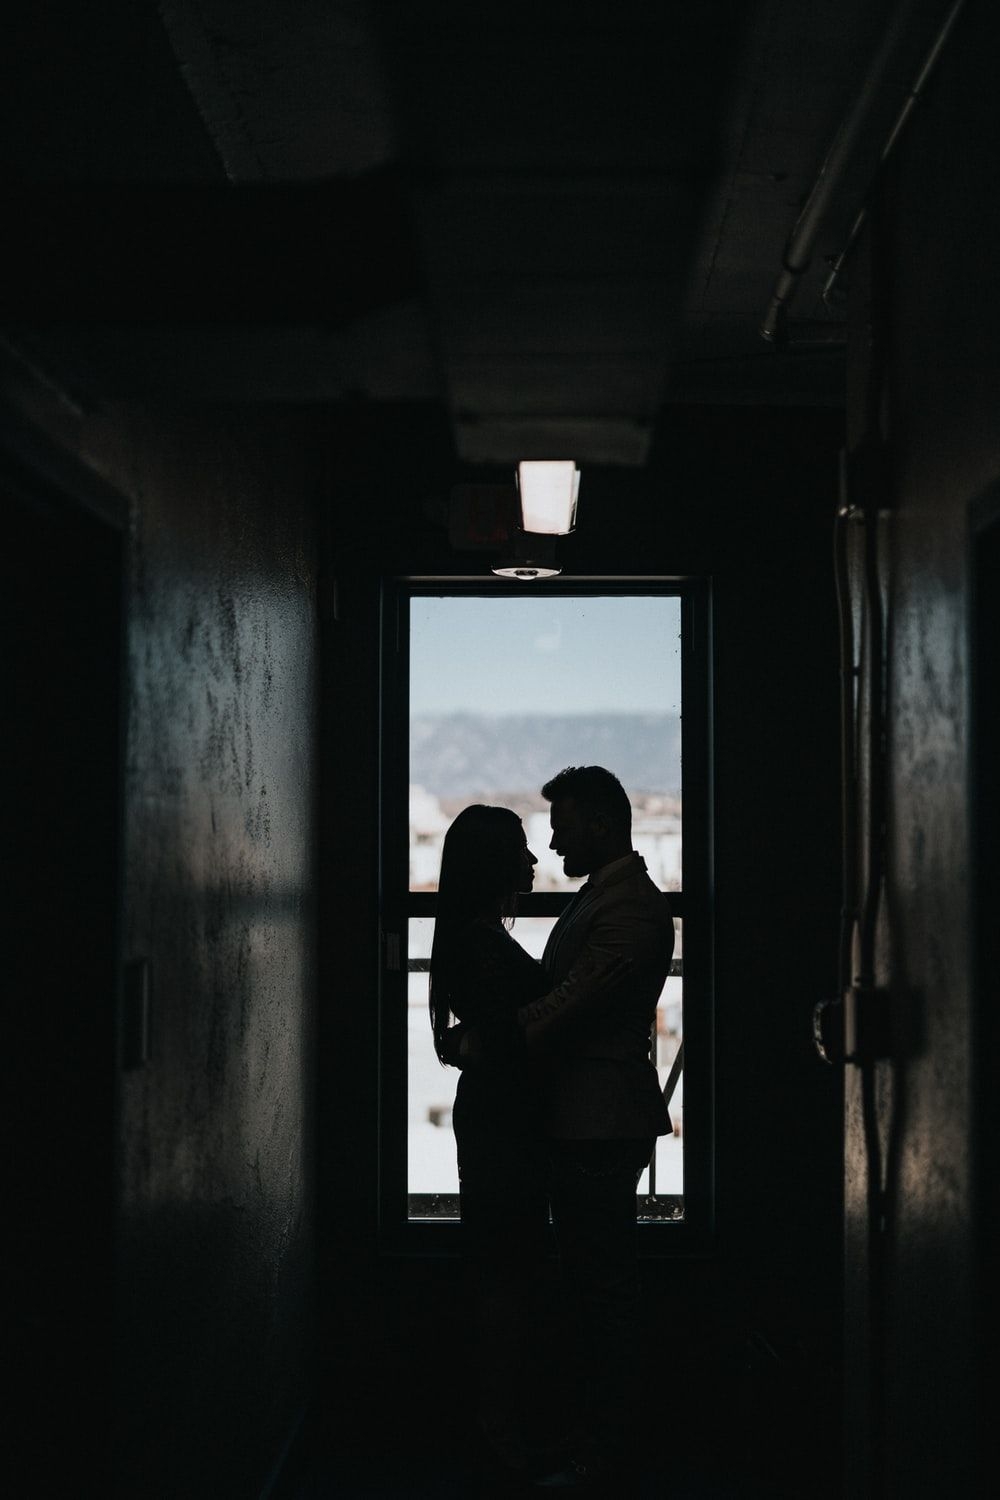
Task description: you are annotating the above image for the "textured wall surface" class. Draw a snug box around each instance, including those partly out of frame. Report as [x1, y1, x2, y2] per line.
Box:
[842, 7, 1000, 1494]
[8, 397, 322, 1497]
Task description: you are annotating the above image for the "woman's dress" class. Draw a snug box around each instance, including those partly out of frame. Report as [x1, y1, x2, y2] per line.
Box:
[446, 919, 550, 1264]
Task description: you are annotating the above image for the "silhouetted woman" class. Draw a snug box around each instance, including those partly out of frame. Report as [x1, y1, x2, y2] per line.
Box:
[429, 804, 552, 1476]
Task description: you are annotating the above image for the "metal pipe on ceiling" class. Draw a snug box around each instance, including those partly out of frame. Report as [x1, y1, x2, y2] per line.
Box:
[821, 0, 966, 308]
[759, 0, 966, 346]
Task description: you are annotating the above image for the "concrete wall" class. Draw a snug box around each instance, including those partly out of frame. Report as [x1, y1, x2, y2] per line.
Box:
[843, 5, 1000, 1493]
[114, 406, 319, 1497]
[2, 383, 319, 1497]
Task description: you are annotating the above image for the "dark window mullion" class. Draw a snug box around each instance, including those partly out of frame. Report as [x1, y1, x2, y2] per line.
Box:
[378, 585, 412, 1244]
[675, 581, 713, 1238]
[407, 890, 688, 917]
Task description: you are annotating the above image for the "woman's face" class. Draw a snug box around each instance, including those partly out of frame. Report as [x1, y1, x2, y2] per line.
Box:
[517, 826, 538, 892]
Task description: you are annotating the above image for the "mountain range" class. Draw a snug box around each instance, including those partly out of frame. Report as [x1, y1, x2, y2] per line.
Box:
[410, 713, 681, 798]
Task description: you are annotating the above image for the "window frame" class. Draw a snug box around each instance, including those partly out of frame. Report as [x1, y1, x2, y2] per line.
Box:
[378, 576, 714, 1255]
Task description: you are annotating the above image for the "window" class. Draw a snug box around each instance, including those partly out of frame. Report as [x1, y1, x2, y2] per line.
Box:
[379, 581, 712, 1248]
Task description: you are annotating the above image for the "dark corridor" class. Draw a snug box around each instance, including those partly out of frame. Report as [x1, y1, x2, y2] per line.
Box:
[3, 3, 997, 1497]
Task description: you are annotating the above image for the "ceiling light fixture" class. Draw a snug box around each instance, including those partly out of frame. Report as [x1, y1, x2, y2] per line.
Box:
[515, 460, 580, 535]
[492, 461, 580, 579]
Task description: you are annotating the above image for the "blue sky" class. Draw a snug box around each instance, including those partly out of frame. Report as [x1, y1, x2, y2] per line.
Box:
[410, 594, 682, 715]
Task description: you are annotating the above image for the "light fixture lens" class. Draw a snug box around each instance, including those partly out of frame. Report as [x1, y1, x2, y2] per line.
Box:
[516, 460, 580, 535]
[492, 563, 562, 580]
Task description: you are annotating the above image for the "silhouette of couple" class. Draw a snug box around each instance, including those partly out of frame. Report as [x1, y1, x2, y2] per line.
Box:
[430, 765, 675, 1491]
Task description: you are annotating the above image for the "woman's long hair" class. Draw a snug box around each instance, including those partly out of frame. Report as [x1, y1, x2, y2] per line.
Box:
[429, 804, 525, 1063]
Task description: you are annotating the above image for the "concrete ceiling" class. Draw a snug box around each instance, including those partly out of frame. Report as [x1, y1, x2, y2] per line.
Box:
[2, 0, 956, 464]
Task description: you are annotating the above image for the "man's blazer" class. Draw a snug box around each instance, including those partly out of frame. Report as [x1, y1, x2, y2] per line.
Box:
[518, 852, 674, 1140]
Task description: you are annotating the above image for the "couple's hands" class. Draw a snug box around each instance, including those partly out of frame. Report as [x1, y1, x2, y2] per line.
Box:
[457, 1028, 484, 1065]
[439, 1023, 470, 1068]
[439, 1022, 493, 1068]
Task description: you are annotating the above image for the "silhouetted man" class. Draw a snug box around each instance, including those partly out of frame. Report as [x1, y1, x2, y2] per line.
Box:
[519, 765, 674, 1489]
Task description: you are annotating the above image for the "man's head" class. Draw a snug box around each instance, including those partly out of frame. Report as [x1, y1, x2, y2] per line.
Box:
[541, 765, 633, 878]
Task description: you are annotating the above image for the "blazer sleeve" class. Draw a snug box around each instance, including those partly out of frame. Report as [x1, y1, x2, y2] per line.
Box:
[516, 896, 667, 1054]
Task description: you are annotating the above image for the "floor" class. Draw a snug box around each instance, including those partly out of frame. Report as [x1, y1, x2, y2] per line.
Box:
[292, 1440, 818, 1499]
[293, 1335, 837, 1499]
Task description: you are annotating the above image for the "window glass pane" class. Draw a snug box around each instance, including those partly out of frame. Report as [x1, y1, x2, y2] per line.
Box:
[506, 914, 558, 962]
[638, 917, 683, 1199]
[409, 595, 682, 893]
[407, 960, 458, 1195]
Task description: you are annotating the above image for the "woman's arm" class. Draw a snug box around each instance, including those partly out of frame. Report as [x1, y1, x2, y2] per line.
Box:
[441, 927, 543, 1067]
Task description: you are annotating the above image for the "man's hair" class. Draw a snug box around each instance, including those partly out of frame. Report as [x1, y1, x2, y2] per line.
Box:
[541, 765, 632, 833]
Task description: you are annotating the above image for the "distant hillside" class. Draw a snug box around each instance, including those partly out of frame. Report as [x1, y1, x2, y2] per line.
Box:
[410, 713, 681, 798]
